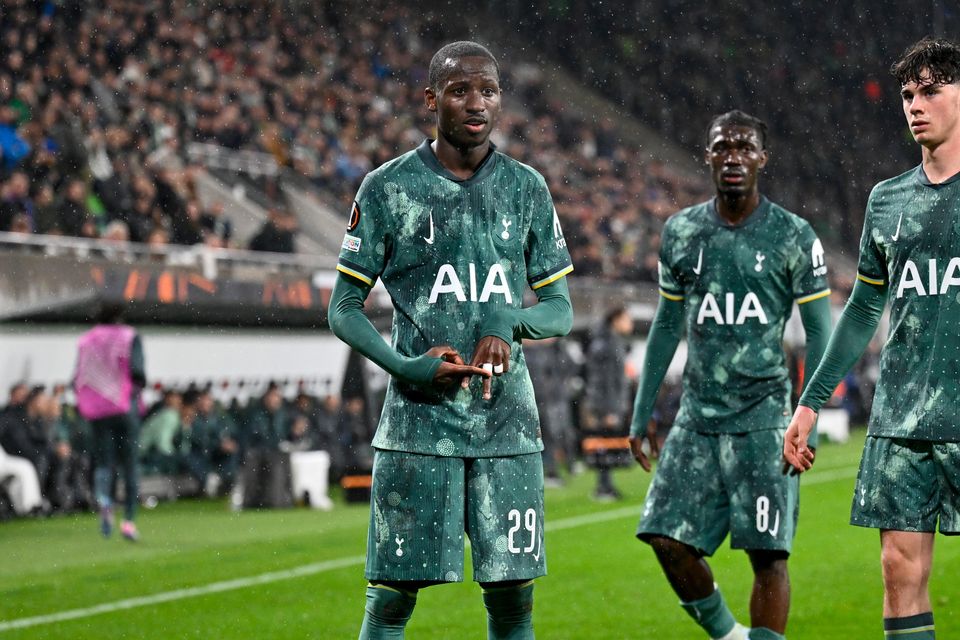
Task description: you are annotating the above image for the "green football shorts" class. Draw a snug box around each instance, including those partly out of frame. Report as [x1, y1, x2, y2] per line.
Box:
[850, 436, 960, 533]
[636, 426, 799, 555]
[365, 449, 546, 583]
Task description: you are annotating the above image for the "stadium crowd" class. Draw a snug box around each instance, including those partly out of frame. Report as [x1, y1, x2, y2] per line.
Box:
[0, 0, 710, 279]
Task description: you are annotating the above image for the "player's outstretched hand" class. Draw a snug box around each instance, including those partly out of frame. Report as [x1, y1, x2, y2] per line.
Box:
[466, 336, 511, 401]
[783, 405, 818, 474]
[427, 345, 491, 388]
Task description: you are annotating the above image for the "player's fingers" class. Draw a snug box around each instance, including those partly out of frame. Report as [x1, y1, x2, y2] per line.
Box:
[782, 457, 799, 476]
[495, 350, 510, 374]
[637, 449, 651, 472]
[647, 422, 660, 458]
[459, 363, 491, 389]
[792, 448, 812, 472]
[458, 365, 491, 378]
[636, 452, 650, 472]
[482, 373, 492, 400]
[782, 441, 802, 473]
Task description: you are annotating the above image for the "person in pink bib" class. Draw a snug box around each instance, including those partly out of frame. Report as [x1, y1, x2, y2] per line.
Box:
[74, 303, 146, 541]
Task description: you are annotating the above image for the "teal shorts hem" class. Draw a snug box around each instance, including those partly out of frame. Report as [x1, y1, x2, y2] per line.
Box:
[850, 436, 960, 534]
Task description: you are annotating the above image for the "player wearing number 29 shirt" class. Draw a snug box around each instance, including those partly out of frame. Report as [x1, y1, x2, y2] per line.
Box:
[628, 111, 832, 640]
[327, 41, 573, 640]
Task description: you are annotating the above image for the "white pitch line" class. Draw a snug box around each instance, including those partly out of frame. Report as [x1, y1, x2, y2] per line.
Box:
[0, 465, 857, 632]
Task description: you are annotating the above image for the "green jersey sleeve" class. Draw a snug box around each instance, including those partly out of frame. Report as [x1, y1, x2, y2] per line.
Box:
[336, 176, 388, 286]
[525, 174, 573, 289]
[657, 221, 685, 301]
[790, 222, 831, 303]
[855, 188, 889, 287]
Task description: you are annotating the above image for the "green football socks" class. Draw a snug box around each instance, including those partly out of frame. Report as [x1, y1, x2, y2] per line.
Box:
[680, 586, 739, 639]
[748, 628, 784, 640]
[482, 580, 535, 639]
[884, 612, 935, 639]
[358, 584, 418, 639]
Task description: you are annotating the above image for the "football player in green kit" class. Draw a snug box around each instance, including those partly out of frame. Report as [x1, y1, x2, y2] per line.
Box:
[629, 110, 833, 640]
[785, 38, 960, 640]
[327, 41, 573, 639]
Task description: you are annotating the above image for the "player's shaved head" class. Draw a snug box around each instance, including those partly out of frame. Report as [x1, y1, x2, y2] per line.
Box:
[706, 110, 769, 150]
[892, 37, 960, 87]
[428, 41, 500, 90]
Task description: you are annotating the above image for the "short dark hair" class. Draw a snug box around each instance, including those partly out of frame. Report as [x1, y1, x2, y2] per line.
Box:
[95, 301, 125, 324]
[428, 41, 500, 90]
[705, 110, 769, 150]
[604, 305, 628, 326]
[891, 37, 960, 86]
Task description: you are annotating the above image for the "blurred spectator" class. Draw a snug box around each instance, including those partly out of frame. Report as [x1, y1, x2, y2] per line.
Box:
[0, 105, 29, 170]
[248, 208, 298, 254]
[524, 337, 578, 487]
[235, 383, 293, 509]
[338, 396, 371, 472]
[0, 429, 44, 516]
[1, 383, 29, 418]
[0, 388, 51, 488]
[7, 211, 31, 234]
[580, 306, 634, 501]
[140, 389, 185, 474]
[180, 387, 239, 497]
[146, 227, 170, 254]
[56, 178, 93, 237]
[40, 389, 88, 511]
[200, 201, 232, 247]
[170, 199, 205, 246]
[102, 220, 130, 243]
[0, 171, 32, 231]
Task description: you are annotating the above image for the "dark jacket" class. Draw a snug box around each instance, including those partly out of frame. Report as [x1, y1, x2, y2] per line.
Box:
[583, 326, 630, 424]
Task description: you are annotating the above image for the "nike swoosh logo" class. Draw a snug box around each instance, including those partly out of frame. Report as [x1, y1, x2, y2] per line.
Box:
[532, 531, 542, 562]
[891, 212, 903, 241]
[692, 248, 703, 275]
[423, 212, 434, 245]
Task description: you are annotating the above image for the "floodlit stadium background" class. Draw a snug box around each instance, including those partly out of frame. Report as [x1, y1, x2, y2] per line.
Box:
[2, 1, 959, 638]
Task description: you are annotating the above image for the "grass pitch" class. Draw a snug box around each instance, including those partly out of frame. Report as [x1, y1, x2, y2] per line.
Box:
[2, 431, 959, 639]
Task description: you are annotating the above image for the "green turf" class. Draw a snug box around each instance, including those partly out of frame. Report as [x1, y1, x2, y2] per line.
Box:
[1, 431, 958, 639]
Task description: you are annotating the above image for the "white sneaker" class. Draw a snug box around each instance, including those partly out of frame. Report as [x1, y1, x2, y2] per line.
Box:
[714, 622, 750, 640]
[204, 473, 222, 497]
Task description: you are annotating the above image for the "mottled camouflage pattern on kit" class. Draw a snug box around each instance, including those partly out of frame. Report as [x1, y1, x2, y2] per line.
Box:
[638, 427, 799, 555]
[850, 436, 960, 532]
[337, 141, 572, 457]
[365, 451, 546, 582]
[658, 197, 829, 433]
[857, 167, 960, 441]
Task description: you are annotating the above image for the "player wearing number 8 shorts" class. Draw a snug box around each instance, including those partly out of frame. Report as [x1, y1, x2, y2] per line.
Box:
[327, 41, 574, 639]
[628, 111, 833, 640]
